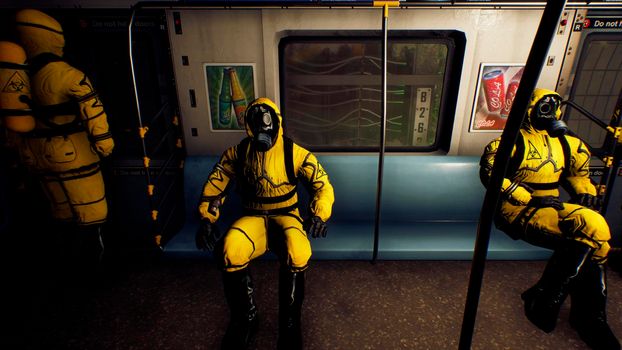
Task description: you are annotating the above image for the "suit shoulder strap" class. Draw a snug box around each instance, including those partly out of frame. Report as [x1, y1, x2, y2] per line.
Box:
[559, 135, 571, 175]
[235, 137, 252, 176]
[283, 136, 297, 184]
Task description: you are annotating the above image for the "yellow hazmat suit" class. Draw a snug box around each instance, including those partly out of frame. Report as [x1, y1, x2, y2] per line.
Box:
[197, 97, 334, 350]
[480, 88, 610, 262]
[15, 9, 114, 226]
[199, 97, 334, 272]
[480, 88, 619, 349]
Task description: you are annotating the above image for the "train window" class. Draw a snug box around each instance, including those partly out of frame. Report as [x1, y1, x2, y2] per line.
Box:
[279, 30, 465, 152]
[566, 33, 622, 152]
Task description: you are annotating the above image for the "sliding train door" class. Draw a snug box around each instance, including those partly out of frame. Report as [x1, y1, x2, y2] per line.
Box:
[562, 12, 622, 246]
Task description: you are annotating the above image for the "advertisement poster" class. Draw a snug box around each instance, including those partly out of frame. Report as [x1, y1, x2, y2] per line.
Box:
[205, 64, 256, 131]
[470, 64, 525, 132]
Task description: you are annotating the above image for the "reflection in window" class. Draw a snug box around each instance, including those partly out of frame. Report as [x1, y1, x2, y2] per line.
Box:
[280, 35, 458, 151]
[566, 34, 622, 152]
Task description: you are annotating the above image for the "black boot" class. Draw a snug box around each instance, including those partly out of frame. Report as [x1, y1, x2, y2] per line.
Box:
[569, 261, 620, 350]
[521, 241, 593, 333]
[221, 269, 258, 350]
[74, 225, 105, 275]
[277, 267, 305, 350]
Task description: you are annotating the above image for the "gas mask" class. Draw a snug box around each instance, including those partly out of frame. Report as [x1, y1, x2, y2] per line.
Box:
[530, 94, 568, 137]
[247, 104, 279, 151]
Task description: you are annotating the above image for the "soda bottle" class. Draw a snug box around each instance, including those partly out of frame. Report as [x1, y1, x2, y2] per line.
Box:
[229, 67, 248, 128]
[218, 68, 232, 128]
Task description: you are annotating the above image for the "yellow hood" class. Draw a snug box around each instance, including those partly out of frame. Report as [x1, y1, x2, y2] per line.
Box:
[244, 97, 284, 141]
[526, 87, 563, 126]
[15, 9, 64, 58]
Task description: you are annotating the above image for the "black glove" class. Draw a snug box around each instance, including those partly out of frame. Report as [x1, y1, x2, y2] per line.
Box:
[304, 216, 327, 238]
[196, 220, 220, 251]
[572, 193, 601, 211]
[528, 196, 564, 210]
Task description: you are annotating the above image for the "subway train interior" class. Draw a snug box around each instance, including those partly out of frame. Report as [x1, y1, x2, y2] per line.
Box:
[1, 0, 622, 349]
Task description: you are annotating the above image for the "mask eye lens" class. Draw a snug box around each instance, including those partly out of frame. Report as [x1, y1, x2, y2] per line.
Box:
[536, 96, 560, 116]
[538, 102, 551, 114]
[262, 112, 272, 126]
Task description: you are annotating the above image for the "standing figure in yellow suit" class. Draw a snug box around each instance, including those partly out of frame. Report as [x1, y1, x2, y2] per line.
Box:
[196, 97, 334, 350]
[14, 9, 114, 270]
[480, 88, 619, 350]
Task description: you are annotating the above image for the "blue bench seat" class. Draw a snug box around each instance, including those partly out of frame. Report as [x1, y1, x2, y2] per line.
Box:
[163, 155, 550, 260]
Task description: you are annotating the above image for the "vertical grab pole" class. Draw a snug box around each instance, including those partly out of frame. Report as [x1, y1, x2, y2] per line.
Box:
[458, 0, 568, 348]
[129, 5, 161, 247]
[372, 1, 396, 263]
[129, 7, 150, 184]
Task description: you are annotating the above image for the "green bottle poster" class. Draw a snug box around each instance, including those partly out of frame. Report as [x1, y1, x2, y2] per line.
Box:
[205, 64, 256, 131]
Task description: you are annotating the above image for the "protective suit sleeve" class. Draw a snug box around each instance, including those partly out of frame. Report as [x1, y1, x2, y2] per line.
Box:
[480, 137, 533, 205]
[198, 146, 237, 223]
[563, 135, 597, 196]
[65, 67, 114, 157]
[294, 144, 334, 222]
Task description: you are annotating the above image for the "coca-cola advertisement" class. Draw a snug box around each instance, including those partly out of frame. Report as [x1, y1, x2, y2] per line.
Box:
[470, 64, 525, 132]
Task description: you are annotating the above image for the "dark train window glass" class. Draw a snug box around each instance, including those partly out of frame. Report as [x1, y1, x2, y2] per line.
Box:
[566, 33, 622, 152]
[279, 31, 464, 152]
[56, 10, 180, 162]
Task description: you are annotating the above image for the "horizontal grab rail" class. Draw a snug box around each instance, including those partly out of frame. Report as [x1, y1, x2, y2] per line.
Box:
[130, 0, 622, 9]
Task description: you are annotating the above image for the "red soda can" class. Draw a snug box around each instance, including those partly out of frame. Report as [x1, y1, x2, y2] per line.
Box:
[500, 68, 523, 118]
[482, 69, 505, 114]
[500, 81, 519, 118]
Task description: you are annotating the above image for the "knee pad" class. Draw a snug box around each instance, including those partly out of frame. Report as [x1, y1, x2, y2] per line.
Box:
[287, 245, 311, 272]
[559, 209, 610, 241]
[222, 248, 251, 272]
[222, 238, 254, 272]
[559, 209, 611, 251]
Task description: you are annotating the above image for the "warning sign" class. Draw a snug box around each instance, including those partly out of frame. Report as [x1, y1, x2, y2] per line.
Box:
[583, 17, 622, 30]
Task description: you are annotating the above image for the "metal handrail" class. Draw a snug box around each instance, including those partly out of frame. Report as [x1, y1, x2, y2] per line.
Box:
[129, 8, 185, 246]
[372, 2, 392, 263]
[128, 0, 622, 10]
[129, 10, 152, 188]
[458, 0, 568, 348]
[563, 100, 609, 130]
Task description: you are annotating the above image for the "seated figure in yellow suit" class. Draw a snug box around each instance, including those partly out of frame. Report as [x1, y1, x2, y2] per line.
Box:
[196, 97, 334, 350]
[480, 88, 619, 350]
[14, 9, 114, 269]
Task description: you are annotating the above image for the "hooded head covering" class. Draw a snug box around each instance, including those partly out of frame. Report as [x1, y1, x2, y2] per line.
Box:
[244, 97, 284, 152]
[525, 88, 567, 137]
[15, 9, 65, 58]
